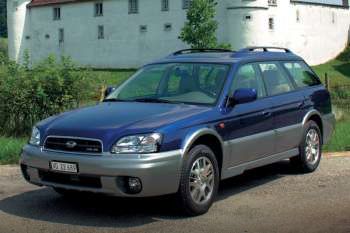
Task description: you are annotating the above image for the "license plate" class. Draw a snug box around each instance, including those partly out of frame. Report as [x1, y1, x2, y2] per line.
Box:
[50, 161, 78, 173]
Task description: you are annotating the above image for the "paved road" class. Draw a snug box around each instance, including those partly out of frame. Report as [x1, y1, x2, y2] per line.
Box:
[0, 157, 350, 233]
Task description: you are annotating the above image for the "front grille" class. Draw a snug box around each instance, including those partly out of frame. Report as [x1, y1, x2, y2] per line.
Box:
[39, 170, 102, 189]
[44, 137, 102, 154]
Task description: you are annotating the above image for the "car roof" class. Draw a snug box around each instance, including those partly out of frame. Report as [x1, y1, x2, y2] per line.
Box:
[148, 47, 304, 65]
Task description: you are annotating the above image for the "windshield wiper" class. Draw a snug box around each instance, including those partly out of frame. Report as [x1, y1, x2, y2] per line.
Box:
[103, 98, 130, 102]
[133, 98, 173, 104]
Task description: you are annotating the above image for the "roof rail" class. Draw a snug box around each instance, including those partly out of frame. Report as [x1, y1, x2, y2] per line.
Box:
[239, 46, 292, 53]
[172, 48, 233, 56]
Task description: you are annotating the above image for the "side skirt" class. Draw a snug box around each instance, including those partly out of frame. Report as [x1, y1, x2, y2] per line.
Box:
[221, 148, 299, 180]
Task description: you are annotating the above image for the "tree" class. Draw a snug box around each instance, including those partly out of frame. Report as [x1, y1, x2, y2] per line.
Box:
[0, 0, 7, 37]
[179, 0, 230, 49]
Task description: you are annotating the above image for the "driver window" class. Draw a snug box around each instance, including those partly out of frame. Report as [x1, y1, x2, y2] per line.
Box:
[197, 64, 228, 97]
[166, 64, 194, 95]
[231, 64, 266, 98]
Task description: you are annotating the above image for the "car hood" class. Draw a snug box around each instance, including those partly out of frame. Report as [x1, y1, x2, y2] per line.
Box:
[39, 102, 211, 149]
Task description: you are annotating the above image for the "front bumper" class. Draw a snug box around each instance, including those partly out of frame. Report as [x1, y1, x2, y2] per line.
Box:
[20, 145, 183, 197]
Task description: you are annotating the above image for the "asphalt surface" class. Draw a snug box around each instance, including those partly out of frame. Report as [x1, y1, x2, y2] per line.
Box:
[0, 156, 349, 233]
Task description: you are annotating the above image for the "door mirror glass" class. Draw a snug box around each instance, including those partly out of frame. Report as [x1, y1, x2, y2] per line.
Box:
[104, 86, 117, 99]
[231, 88, 257, 105]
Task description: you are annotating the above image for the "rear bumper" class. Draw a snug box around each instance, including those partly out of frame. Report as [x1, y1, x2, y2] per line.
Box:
[20, 145, 183, 197]
[322, 113, 336, 144]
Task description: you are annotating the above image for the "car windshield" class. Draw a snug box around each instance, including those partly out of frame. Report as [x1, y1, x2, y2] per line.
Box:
[106, 63, 230, 105]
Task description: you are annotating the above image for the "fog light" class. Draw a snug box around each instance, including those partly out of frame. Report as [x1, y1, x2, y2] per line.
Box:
[127, 177, 142, 194]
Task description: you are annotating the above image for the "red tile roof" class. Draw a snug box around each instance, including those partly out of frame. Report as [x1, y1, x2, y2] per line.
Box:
[28, 0, 91, 7]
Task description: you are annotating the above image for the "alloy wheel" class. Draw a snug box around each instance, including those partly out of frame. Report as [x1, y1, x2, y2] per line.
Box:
[189, 156, 215, 205]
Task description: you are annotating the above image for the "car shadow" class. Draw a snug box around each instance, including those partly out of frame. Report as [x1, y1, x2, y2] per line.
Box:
[0, 160, 300, 228]
[218, 160, 300, 201]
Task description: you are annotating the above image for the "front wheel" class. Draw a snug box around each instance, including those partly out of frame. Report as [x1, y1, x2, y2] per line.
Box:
[290, 121, 322, 173]
[177, 145, 220, 216]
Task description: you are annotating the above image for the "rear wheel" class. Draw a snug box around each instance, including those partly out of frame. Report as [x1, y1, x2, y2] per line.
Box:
[177, 145, 219, 216]
[290, 121, 322, 173]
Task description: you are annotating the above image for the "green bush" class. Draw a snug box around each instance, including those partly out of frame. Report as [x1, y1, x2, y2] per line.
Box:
[0, 137, 26, 165]
[0, 55, 94, 137]
[0, 38, 8, 65]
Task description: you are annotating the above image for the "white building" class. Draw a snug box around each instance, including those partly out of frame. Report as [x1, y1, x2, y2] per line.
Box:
[7, 0, 350, 68]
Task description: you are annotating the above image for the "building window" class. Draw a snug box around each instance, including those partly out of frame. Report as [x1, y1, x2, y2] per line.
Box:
[140, 25, 147, 33]
[244, 15, 252, 22]
[296, 10, 300, 22]
[129, 0, 139, 14]
[183, 0, 191, 9]
[98, 25, 104, 39]
[164, 23, 172, 31]
[95, 2, 103, 16]
[161, 0, 169, 11]
[268, 17, 274, 30]
[58, 28, 64, 44]
[268, 0, 277, 6]
[13, 1, 18, 10]
[332, 12, 336, 24]
[53, 7, 61, 20]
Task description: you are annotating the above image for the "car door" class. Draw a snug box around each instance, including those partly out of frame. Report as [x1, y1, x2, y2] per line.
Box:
[223, 63, 275, 166]
[258, 62, 305, 154]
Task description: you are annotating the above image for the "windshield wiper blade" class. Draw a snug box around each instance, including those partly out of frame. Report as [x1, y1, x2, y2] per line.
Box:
[133, 98, 172, 103]
[103, 98, 130, 102]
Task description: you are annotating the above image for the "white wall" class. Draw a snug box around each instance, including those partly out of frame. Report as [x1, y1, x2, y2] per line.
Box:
[7, 0, 350, 68]
[226, 0, 350, 65]
[7, 0, 31, 63]
[16, 0, 230, 68]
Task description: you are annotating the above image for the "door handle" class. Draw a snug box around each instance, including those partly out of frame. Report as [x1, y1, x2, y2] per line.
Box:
[262, 111, 272, 117]
[298, 100, 306, 109]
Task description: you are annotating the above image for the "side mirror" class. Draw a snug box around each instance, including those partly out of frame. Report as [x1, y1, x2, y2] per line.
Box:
[104, 86, 116, 98]
[228, 88, 257, 106]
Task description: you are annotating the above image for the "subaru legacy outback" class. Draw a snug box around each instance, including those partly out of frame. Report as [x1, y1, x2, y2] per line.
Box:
[21, 47, 335, 215]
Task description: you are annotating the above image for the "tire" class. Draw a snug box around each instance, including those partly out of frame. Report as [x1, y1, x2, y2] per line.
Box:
[177, 144, 220, 216]
[290, 121, 322, 173]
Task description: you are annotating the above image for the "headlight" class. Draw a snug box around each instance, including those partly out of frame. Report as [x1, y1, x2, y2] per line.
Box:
[111, 133, 162, 154]
[29, 127, 41, 146]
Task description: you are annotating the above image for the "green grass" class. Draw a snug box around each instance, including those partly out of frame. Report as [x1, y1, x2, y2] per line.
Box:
[324, 120, 350, 152]
[84, 47, 350, 88]
[313, 47, 350, 86]
[0, 137, 27, 165]
[87, 69, 135, 87]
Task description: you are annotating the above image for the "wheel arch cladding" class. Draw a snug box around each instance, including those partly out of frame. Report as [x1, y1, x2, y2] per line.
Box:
[183, 131, 223, 175]
[308, 115, 323, 141]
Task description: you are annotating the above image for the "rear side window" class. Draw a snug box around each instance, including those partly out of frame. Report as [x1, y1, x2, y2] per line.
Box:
[231, 64, 266, 98]
[259, 63, 294, 96]
[283, 61, 321, 88]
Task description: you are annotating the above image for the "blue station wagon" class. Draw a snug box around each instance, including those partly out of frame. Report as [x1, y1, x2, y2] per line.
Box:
[20, 47, 335, 215]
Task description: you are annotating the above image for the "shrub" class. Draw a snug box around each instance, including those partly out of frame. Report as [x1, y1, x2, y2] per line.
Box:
[0, 55, 95, 136]
[0, 38, 8, 65]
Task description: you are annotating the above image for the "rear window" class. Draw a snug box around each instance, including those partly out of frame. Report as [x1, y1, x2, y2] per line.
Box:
[283, 61, 321, 88]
